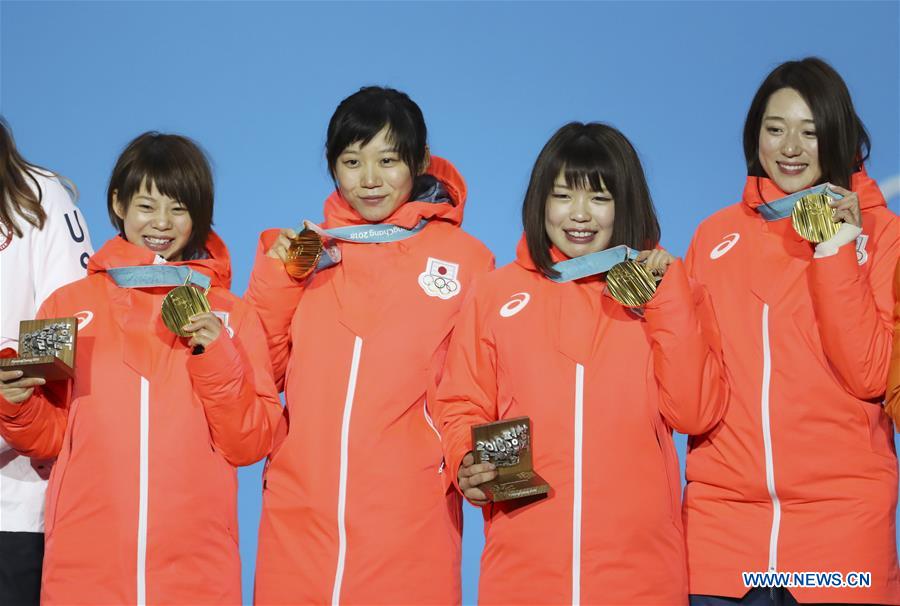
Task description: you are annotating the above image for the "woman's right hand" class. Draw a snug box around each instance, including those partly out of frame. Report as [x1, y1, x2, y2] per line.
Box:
[265, 228, 298, 262]
[458, 451, 497, 506]
[0, 369, 44, 404]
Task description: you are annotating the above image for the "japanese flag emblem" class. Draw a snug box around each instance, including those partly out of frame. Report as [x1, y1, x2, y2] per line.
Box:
[418, 257, 461, 300]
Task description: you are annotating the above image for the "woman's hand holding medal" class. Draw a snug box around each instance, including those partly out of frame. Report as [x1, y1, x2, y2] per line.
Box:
[635, 248, 676, 278]
[181, 312, 223, 351]
[457, 451, 497, 506]
[606, 247, 676, 307]
[266, 228, 299, 262]
[825, 185, 861, 228]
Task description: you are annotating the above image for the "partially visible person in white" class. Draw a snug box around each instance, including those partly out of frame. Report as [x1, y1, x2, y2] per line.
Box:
[0, 118, 93, 605]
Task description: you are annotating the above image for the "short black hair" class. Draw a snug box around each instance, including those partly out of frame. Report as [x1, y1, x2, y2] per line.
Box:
[107, 132, 214, 260]
[522, 122, 660, 279]
[326, 86, 428, 180]
[743, 57, 870, 189]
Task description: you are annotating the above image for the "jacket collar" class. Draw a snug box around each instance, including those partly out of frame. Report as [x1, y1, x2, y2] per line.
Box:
[322, 155, 467, 230]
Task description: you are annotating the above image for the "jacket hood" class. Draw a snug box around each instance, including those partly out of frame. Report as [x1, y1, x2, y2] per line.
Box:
[322, 155, 467, 229]
[88, 231, 233, 289]
[742, 166, 887, 212]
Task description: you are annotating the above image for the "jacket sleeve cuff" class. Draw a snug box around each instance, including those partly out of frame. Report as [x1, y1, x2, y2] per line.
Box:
[441, 432, 470, 496]
[0, 393, 25, 418]
[810, 241, 860, 286]
[642, 259, 692, 319]
[252, 229, 305, 287]
[185, 332, 241, 382]
[252, 251, 299, 291]
[814, 223, 862, 258]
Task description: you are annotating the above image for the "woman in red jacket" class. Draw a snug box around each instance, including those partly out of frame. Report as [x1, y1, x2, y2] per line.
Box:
[683, 58, 900, 605]
[0, 132, 281, 604]
[434, 122, 728, 605]
[247, 87, 494, 605]
[886, 260, 900, 428]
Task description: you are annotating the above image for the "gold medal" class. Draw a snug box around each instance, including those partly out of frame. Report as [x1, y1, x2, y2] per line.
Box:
[791, 193, 839, 243]
[161, 283, 211, 337]
[606, 260, 658, 307]
[284, 228, 324, 280]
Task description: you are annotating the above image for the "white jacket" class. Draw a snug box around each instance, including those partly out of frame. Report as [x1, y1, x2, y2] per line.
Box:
[0, 169, 93, 532]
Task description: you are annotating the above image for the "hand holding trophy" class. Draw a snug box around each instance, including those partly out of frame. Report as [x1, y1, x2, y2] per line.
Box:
[0, 317, 78, 403]
[464, 417, 550, 503]
[457, 451, 498, 506]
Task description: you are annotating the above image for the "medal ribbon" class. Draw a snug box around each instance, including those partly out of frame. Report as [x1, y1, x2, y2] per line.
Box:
[297, 176, 448, 275]
[107, 265, 212, 290]
[755, 184, 844, 222]
[547, 245, 640, 283]
[299, 219, 430, 274]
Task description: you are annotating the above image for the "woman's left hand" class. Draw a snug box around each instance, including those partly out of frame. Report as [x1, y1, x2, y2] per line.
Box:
[826, 185, 862, 228]
[636, 248, 677, 278]
[182, 312, 223, 350]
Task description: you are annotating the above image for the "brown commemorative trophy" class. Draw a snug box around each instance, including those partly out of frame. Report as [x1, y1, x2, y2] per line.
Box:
[471, 416, 550, 502]
[0, 318, 78, 381]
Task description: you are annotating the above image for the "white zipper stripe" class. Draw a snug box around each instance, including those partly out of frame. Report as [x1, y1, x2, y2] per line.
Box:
[760, 304, 781, 571]
[423, 401, 441, 441]
[136, 377, 149, 606]
[572, 363, 584, 606]
[423, 401, 446, 473]
[331, 336, 363, 606]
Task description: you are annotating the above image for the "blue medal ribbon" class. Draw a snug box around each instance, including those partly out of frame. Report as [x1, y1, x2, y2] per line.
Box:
[107, 265, 212, 290]
[547, 245, 640, 283]
[296, 176, 448, 275]
[755, 184, 844, 222]
[312, 219, 429, 244]
[298, 219, 431, 274]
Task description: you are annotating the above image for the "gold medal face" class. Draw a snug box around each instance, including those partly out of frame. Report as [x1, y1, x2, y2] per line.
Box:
[791, 193, 839, 243]
[284, 228, 324, 280]
[606, 260, 658, 307]
[161, 285, 212, 337]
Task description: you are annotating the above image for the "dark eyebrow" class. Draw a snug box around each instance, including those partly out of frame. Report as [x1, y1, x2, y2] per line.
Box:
[764, 115, 815, 123]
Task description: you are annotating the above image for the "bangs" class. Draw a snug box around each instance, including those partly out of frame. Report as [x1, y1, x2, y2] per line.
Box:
[116, 142, 198, 205]
[558, 136, 615, 194]
[339, 112, 395, 152]
[329, 110, 415, 172]
[326, 86, 427, 179]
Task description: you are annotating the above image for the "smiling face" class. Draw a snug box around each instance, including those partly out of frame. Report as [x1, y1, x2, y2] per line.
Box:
[114, 179, 193, 261]
[758, 87, 822, 193]
[333, 127, 417, 223]
[544, 169, 615, 258]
